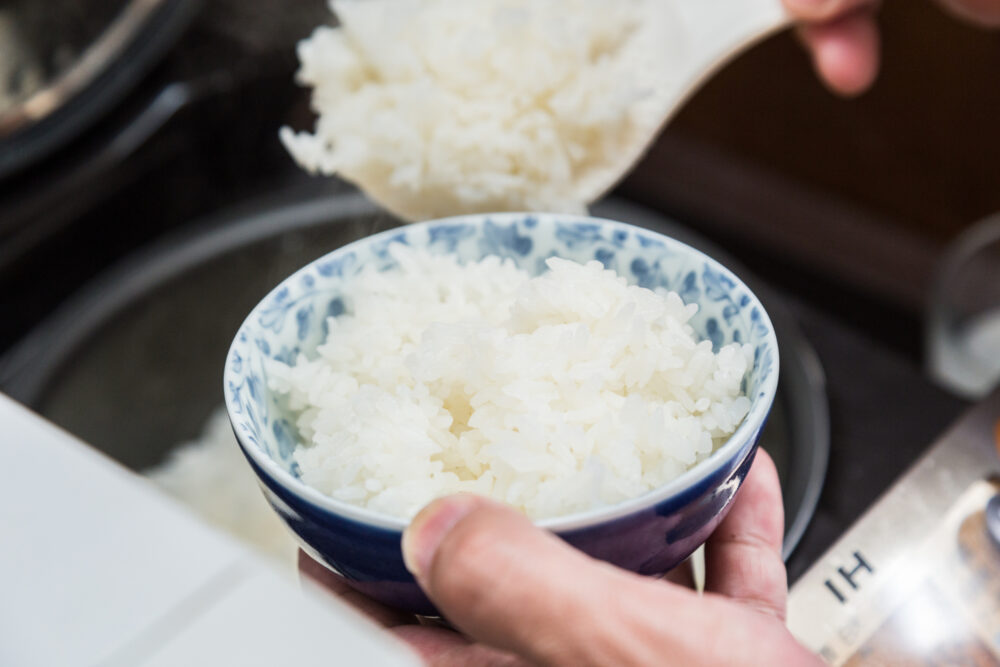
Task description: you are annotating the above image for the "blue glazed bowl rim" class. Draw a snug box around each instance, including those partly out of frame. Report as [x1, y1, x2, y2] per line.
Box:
[224, 212, 779, 533]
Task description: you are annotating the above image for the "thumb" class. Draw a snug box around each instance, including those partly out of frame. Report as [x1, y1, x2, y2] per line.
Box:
[401, 495, 820, 667]
[401, 494, 689, 666]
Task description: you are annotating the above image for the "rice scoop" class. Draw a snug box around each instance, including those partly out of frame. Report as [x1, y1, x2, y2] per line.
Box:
[280, 0, 682, 220]
[270, 247, 752, 520]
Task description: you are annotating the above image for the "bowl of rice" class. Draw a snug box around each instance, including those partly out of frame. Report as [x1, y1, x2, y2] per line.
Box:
[224, 212, 778, 614]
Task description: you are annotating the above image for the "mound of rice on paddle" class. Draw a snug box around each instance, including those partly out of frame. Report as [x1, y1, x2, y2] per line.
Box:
[280, 0, 681, 220]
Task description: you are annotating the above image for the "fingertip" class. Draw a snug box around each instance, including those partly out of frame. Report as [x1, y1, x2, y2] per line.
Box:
[783, 0, 878, 22]
[704, 448, 790, 620]
[716, 446, 785, 554]
[798, 9, 881, 96]
[411, 495, 649, 664]
[402, 493, 491, 587]
[748, 447, 781, 498]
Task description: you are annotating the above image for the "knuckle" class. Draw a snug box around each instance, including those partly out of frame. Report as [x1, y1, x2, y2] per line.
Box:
[728, 547, 787, 618]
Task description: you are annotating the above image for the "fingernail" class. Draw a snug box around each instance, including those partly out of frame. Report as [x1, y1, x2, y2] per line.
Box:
[784, 0, 834, 12]
[402, 495, 481, 586]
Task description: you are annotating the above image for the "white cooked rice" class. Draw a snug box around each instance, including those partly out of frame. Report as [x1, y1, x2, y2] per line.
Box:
[270, 246, 752, 520]
[279, 0, 679, 221]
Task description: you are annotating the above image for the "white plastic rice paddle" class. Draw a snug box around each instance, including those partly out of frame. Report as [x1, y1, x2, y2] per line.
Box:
[577, 0, 792, 205]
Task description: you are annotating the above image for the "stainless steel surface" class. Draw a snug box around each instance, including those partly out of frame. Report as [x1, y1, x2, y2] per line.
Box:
[0, 185, 385, 464]
[927, 212, 1000, 399]
[787, 388, 1000, 663]
[987, 494, 1000, 549]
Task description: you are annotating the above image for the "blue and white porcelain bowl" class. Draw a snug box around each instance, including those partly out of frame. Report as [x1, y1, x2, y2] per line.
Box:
[224, 212, 779, 615]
